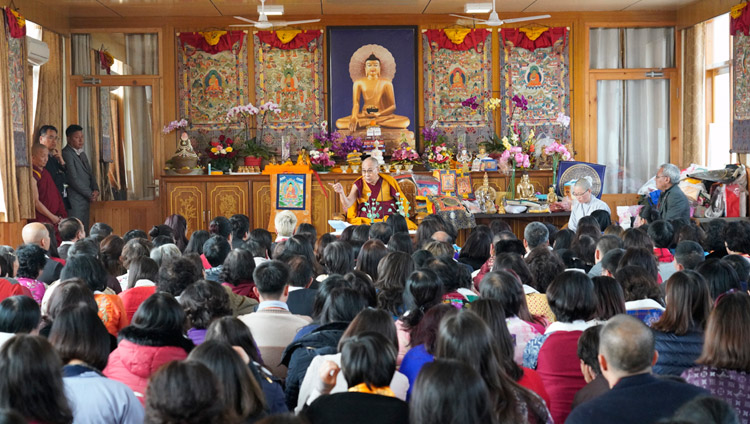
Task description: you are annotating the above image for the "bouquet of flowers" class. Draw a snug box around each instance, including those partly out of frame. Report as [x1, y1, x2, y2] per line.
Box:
[206, 135, 237, 172]
[162, 119, 188, 134]
[391, 142, 420, 166]
[331, 133, 364, 159]
[499, 145, 531, 199]
[544, 141, 572, 188]
[421, 125, 454, 169]
[227, 101, 281, 160]
[310, 148, 336, 172]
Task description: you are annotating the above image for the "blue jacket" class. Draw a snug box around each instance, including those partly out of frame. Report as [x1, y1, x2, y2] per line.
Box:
[63, 365, 144, 424]
[652, 328, 704, 376]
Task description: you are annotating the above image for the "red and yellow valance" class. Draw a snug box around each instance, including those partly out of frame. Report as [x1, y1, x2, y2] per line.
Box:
[4, 7, 26, 39]
[179, 30, 245, 54]
[255, 30, 321, 51]
[731, 3, 750, 36]
[500, 27, 567, 52]
[424, 28, 490, 52]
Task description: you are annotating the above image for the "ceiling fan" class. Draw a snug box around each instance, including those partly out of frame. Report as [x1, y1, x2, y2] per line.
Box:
[450, 0, 551, 27]
[231, 0, 320, 30]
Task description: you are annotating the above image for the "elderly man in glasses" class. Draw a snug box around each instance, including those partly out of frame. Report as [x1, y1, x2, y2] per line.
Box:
[567, 176, 610, 232]
[655, 163, 690, 222]
[330, 157, 415, 229]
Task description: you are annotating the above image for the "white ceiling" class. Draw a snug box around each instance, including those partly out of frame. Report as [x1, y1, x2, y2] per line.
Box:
[31, 0, 699, 18]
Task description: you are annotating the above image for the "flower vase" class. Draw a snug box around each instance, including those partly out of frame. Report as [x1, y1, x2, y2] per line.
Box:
[552, 156, 559, 190]
[508, 167, 516, 200]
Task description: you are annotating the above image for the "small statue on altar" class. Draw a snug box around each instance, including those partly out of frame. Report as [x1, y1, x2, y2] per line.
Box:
[547, 186, 557, 204]
[476, 146, 489, 161]
[516, 174, 536, 200]
[296, 147, 311, 167]
[495, 193, 506, 214]
[367, 141, 385, 166]
[457, 149, 472, 174]
[475, 172, 497, 214]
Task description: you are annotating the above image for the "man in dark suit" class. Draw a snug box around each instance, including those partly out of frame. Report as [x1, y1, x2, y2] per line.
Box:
[38, 125, 69, 210]
[21, 222, 63, 284]
[62, 124, 99, 232]
[655, 163, 690, 222]
[566, 315, 707, 424]
[286, 255, 316, 317]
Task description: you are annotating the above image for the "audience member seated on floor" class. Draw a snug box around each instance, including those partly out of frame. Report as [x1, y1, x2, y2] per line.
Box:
[60, 255, 129, 336]
[720, 254, 750, 290]
[457, 228, 493, 271]
[471, 298, 551, 409]
[49, 305, 144, 423]
[22, 222, 63, 284]
[119, 256, 159, 321]
[399, 304, 458, 401]
[282, 287, 368, 410]
[188, 340, 268, 423]
[155, 256, 201, 300]
[0, 295, 40, 348]
[58, 217, 85, 260]
[185, 230, 210, 259]
[145, 360, 227, 424]
[229, 214, 250, 250]
[590, 276, 626, 321]
[695, 259, 742, 301]
[11, 244, 47, 305]
[396, 269, 443, 371]
[239, 260, 312, 380]
[368, 222, 392, 245]
[205, 316, 289, 415]
[149, 243, 180, 268]
[203, 235, 232, 283]
[355, 239, 388, 283]
[302, 332, 409, 424]
[220, 248, 257, 300]
[180, 279, 232, 345]
[89, 223, 113, 243]
[566, 314, 708, 424]
[587, 235, 623, 278]
[663, 396, 740, 424]
[117, 238, 153, 290]
[275, 235, 325, 277]
[495, 252, 555, 325]
[651, 271, 711, 376]
[479, 271, 542, 362]
[571, 325, 608, 410]
[615, 265, 665, 326]
[524, 270, 597, 423]
[681, 290, 750, 420]
[524, 221, 550, 255]
[600, 248, 625, 278]
[376, 251, 414, 318]
[674, 240, 706, 271]
[0, 335, 74, 424]
[208, 216, 232, 243]
[39, 278, 98, 338]
[104, 292, 194, 405]
[438, 309, 553, 423]
[410, 359, 495, 424]
[285, 255, 316, 317]
[100, 235, 126, 294]
[525, 246, 566, 321]
[296, 308, 408, 412]
[274, 211, 297, 244]
[648, 220, 676, 280]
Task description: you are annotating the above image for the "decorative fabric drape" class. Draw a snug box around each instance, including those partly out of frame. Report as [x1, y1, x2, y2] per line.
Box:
[500, 27, 567, 52]
[255, 30, 321, 51]
[424, 29, 490, 52]
[731, 3, 749, 36]
[33, 30, 64, 144]
[0, 12, 17, 221]
[681, 24, 706, 166]
[179, 31, 244, 54]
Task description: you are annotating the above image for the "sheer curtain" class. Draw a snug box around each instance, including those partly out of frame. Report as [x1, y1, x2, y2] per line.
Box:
[591, 27, 673, 194]
[72, 34, 97, 170]
[122, 34, 157, 200]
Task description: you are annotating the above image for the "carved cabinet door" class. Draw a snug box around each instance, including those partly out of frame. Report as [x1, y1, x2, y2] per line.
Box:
[207, 182, 249, 221]
[165, 182, 206, 234]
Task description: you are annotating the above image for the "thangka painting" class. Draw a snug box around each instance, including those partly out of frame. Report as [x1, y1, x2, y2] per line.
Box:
[268, 172, 312, 233]
[177, 31, 248, 130]
[733, 33, 750, 153]
[423, 29, 494, 151]
[254, 31, 324, 154]
[5, 25, 27, 166]
[499, 27, 570, 145]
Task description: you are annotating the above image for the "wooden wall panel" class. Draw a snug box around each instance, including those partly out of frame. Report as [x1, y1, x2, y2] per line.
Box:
[0, 221, 28, 248]
[164, 183, 205, 234]
[251, 181, 272, 233]
[207, 182, 249, 219]
[90, 200, 161, 236]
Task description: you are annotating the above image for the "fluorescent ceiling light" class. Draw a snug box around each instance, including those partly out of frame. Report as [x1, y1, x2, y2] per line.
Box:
[464, 3, 492, 13]
[260, 5, 284, 15]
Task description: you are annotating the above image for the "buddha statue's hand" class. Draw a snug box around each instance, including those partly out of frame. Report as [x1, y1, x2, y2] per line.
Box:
[348, 117, 359, 132]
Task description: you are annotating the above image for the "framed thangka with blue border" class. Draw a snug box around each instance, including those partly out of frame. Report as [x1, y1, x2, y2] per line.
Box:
[276, 174, 307, 210]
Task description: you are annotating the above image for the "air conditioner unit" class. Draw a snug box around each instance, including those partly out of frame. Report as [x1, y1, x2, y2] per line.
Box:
[26, 36, 49, 66]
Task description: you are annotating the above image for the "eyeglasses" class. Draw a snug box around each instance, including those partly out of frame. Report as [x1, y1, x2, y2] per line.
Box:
[655, 175, 668, 180]
[572, 191, 589, 197]
[361, 168, 377, 174]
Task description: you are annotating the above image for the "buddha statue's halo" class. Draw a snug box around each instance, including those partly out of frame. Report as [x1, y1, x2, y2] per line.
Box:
[348, 44, 396, 82]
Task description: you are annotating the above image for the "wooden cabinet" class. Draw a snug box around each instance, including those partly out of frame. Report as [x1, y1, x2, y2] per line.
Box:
[163, 177, 249, 231]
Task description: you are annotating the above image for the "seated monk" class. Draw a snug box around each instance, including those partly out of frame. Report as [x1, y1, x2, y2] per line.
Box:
[335, 53, 410, 132]
[330, 157, 417, 229]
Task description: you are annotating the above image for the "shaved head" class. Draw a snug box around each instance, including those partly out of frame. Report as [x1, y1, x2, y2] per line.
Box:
[362, 157, 380, 169]
[599, 314, 654, 374]
[22, 222, 50, 247]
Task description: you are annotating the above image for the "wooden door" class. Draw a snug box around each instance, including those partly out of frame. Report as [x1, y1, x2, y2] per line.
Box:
[165, 182, 206, 233]
[207, 182, 249, 221]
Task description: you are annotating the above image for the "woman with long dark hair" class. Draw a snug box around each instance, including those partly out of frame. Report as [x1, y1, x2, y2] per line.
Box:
[164, 214, 189, 252]
[396, 269, 442, 367]
[0, 296, 40, 347]
[682, 291, 750, 419]
[651, 270, 711, 376]
[375, 252, 414, 317]
[49, 305, 144, 422]
[590, 275, 626, 321]
[189, 340, 267, 423]
[495, 252, 555, 324]
[437, 310, 552, 423]
[458, 229, 492, 271]
[0, 334, 74, 424]
[355, 239, 388, 282]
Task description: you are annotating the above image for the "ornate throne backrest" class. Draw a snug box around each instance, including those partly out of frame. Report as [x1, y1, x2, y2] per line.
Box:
[397, 178, 417, 218]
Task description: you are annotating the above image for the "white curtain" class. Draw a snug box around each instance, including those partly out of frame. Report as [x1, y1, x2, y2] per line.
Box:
[591, 28, 673, 194]
[71, 34, 96, 166]
[122, 34, 157, 200]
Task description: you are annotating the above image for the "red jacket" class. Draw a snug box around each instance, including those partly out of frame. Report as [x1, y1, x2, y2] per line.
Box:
[0, 278, 33, 302]
[103, 328, 192, 406]
[118, 286, 156, 322]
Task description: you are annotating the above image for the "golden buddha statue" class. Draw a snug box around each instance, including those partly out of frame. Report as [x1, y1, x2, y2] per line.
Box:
[547, 186, 558, 204]
[336, 46, 410, 132]
[516, 173, 536, 200]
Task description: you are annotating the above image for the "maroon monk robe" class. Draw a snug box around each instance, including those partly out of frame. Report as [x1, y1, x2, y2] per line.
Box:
[32, 165, 68, 230]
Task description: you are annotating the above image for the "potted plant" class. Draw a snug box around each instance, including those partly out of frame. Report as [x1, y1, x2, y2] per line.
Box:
[226, 101, 281, 167]
[205, 135, 237, 173]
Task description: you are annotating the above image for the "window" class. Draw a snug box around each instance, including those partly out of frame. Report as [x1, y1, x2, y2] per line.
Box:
[589, 27, 677, 194]
[27, 20, 42, 125]
[705, 14, 731, 169]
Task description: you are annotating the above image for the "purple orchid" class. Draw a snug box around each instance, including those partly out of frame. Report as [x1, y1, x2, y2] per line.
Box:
[461, 96, 480, 110]
[512, 95, 528, 111]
